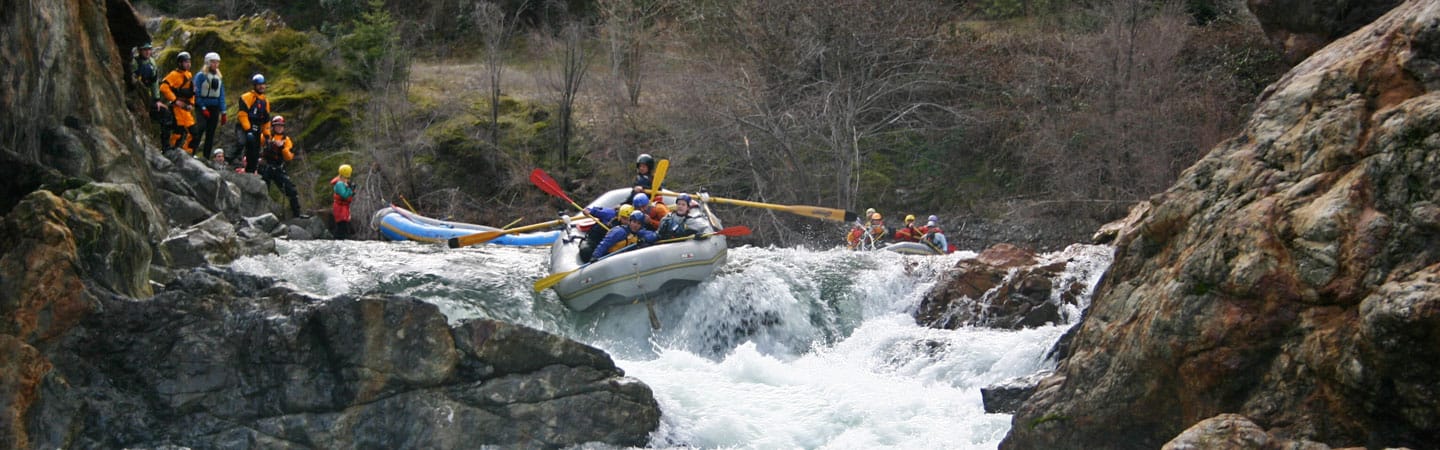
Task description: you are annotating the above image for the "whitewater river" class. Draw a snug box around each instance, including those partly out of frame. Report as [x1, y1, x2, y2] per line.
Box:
[231, 240, 1112, 449]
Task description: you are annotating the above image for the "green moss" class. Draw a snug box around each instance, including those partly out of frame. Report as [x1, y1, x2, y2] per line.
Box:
[1028, 414, 1068, 429]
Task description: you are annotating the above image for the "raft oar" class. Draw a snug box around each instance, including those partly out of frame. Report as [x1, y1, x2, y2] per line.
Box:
[532, 225, 751, 292]
[531, 168, 609, 232]
[447, 219, 564, 248]
[660, 190, 857, 223]
[649, 159, 669, 199]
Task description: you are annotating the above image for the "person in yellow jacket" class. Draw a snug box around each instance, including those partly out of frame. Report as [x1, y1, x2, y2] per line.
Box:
[237, 73, 271, 174]
[259, 115, 303, 218]
[159, 51, 196, 153]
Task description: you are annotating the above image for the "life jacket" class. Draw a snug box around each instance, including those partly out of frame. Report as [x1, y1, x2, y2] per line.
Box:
[241, 91, 269, 128]
[196, 71, 223, 99]
[846, 227, 864, 248]
[606, 232, 639, 255]
[924, 226, 945, 247]
[867, 223, 886, 239]
[330, 176, 354, 222]
[262, 133, 289, 163]
[163, 70, 194, 99]
[894, 225, 921, 242]
[134, 57, 157, 86]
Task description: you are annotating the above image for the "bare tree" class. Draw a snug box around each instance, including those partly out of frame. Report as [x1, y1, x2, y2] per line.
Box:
[536, 20, 595, 177]
[707, 0, 961, 211]
[598, 0, 671, 106]
[473, 1, 527, 146]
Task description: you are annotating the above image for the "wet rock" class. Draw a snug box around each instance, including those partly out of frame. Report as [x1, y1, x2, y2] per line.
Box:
[244, 213, 281, 234]
[1162, 414, 1339, 450]
[22, 268, 659, 449]
[1162, 414, 1270, 450]
[916, 244, 1077, 330]
[160, 214, 275, 268]
[982, 371, 1050, 414]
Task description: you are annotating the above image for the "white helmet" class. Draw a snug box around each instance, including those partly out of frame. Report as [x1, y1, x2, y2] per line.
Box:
[204, 52, 220, 63]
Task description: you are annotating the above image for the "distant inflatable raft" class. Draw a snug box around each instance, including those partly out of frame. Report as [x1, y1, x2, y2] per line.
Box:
[371, 206, 559, 246]
[881, 241, 946, 255]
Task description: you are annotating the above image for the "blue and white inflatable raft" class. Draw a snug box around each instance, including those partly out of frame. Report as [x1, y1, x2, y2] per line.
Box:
[371, 206, 559, 246]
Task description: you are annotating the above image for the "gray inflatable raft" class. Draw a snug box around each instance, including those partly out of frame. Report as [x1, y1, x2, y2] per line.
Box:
[881, 241, 944, 255]
[546, 188, 728, 311]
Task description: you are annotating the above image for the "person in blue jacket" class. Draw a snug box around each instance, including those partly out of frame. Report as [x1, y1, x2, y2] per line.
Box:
[579, 205, 618, 263]
[593, 210, 658, 261]
[192, 52, 226, 159]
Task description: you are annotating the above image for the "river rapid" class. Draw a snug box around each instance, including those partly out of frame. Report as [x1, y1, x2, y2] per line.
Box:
[232, 240, 1112, 449]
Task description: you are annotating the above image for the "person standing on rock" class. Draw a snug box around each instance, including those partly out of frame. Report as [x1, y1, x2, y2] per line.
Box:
[237, 73, 271, 174]
[159, 51, 197, 153]
[331, 164, 357, 239]
[132, 43, 167, 140]
[192, 52, 226, 160]
[259, 115, 303, 218]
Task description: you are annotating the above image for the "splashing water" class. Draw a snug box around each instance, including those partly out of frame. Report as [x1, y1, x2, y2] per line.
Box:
[232, 240, 1112, 449]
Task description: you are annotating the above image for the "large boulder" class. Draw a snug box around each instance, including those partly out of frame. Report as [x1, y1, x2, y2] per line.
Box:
[1003, 2, 1440, 449]
[23, 268, 659, 449]
[1, 186, 161, 342]
[916, 244, 1092, 330]
[160, 213, 276, 268]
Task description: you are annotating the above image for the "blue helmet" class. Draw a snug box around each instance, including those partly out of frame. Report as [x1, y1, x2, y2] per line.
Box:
[633, 193, 650, 208]
[629, 211, 646, 222]
[678, 194, 692, 204]
[928, 215, 939, 223]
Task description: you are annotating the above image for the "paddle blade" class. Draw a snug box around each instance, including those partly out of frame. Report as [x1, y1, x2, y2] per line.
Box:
[844, 211, 859, 223]
[533, 269, 575, 292]
[714, 225, 751, 237]
[650, 159, 669, 197]
[449, 230, 506, 248]
[529, 168, 571, 203]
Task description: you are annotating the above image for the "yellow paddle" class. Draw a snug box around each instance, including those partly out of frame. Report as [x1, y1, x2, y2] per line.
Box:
[660, 190, 857, 223]
[447, 219, 564, 248]
[649, 159, 669, 199]
[532, 225, 751, 292]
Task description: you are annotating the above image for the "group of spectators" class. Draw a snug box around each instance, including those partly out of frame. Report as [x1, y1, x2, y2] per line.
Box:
[131, 44, 303, 219]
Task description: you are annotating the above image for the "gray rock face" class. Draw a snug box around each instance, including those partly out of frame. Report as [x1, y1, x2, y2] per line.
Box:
[1003, 2, 1440, 449]
[1247, 0, 1405, 62]
[27, 268, 659, 449]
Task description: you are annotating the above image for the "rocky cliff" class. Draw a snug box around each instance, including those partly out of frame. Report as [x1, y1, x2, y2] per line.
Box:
[0, 1, 660, 448]
[1003, 1, 1440, 449]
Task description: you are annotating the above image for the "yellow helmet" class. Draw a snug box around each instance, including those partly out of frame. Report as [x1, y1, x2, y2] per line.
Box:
[905, 214, 916, 223]
[618, 204, 635, 219]
[338, 164, 353, 177]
